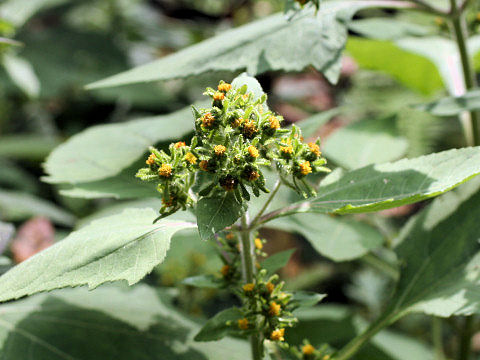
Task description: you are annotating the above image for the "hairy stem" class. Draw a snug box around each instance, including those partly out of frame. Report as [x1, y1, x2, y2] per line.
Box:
[240, 214, 263, 360]
[457, 316, 474, 360]
[449, 0, 480, 146]
[249, 179, 282, 229]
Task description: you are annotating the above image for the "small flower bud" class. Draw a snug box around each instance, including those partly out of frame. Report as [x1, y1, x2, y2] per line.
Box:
[220, 175, 238, 191]
[308, 142, 321, 157]
[199, 160, 209, 171]
[299, 161, 312, 176]
[220, 264, 230, 277]
[218, 82, 232, 92]
[302, 344, 315, 355]
[185, 152, 197, 164]
[238, 318, 249, 330]
[213, 92, 225, 101]
[242, 120, 258, 139]
[247, 145, 259, 159]
[201, 113, 216, 128]
[214, 145, 227, 156]
[270, 328, 285, 341]
[174, 141, 186, 149]
[146, 154, 156, 165]
[159, 164, 173, 178]
[268, 301, 281, 316]
[255, 238, 263, 250]
[226, 232, 235, 240]
[266, 282, 275, 294]
[243, 283, 255, 292]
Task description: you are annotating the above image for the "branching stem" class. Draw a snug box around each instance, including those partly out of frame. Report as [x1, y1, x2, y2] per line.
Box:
[249, 179, 282, 229]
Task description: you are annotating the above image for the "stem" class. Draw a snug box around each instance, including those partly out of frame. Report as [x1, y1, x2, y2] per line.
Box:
[361, 253, 399, 280]
[240, 214, 263, 360]
[433, 317, 446, 360]
[457, 316, 474, 360]
[249, 179, 281, 228]
[334, 314, 396, 360]
[449, 0, 480, 146]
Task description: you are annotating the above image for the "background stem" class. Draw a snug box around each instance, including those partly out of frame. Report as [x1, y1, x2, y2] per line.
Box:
[240, 214, 263, 360]
[433, 317, 446, 360]
[457, 317, 474, 360]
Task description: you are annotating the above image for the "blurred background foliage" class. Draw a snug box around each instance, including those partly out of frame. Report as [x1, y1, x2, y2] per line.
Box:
[0, 0, 478, 358]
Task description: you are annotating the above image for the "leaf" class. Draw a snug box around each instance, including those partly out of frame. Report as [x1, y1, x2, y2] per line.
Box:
[261, 248, 296, 274]
[271, 213, 383, 261]
[291, 291, 326, 308]
[0, 208, 195, 302]
[86, 0, 412, 89]
[0, 190, 75, 226]
[414, 89, 480, 116]
[0, 284, 249, 359]
[262, 147, 480, 221]
[2, 54, 40, 97]
[196, 192, 247, 241]
[296, 108, 341, 139]
[181, 274, 221, 289]
[0, 135, 60, 161]
[0, 0, 69, 27]
[323, 115, 408, 170]
[43, 106, 194, 184]
[348, 18, 432, 41]
[194, 307, 243, 342]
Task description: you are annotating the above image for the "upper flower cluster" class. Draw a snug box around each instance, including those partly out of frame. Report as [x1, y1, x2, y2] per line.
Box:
[136, 80, 328, 218]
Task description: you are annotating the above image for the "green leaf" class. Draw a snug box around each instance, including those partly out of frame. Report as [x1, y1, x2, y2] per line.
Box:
[0, 284, 249, 359]
[182, 274, 221, 289]
[86, 1, 411, 89]
[0, 190, 75, 226]
[261, 248, 296, 274]
[271, 213, 383, 261]
[196, 192, 247, 241]
[264, 147, 480, 220]
[194, 307, 243, 342]
[0, 208, 195, 302]
[349, 18, 432, 41]
[414, 89, 480, 116]
[291, 291, 326, 308]
[0, 0, 69, 27]
[323, 115, 408, 170]
[296, 108, 341, 139]
[0, 135, 59, 161]
[2, 54, 40, 97]
[43, 106, 194, 184]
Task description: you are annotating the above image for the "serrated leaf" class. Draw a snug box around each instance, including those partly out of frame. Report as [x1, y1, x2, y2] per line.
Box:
[0, 284, 248, 359]
[271, 213, 383, 261]
[194, 307, 243, 342]
[263, 147, 480, 220]
[196, 192, 247, 241]
[0, 208, 195, 302]
[323, 115, 408, 170]
[261, 248, 296, 274]
[43, 106, 195, 184]
[86, 1, 411, 90]
[414, 89, 480, 116]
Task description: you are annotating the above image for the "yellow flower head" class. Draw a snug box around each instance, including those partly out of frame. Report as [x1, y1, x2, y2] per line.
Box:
[243, 120, 257, 138]
[146, 154, 156, 165]
[247, 170, 260, 182]
[220, 264, 230, 277]
[238, 318, 249, 330]
[174, 141, 186, 149]
[159, 164, 173, 178]
[308, 142, 321, 157]
[243, 283, 255, 292]
[269, 116, 280, 130]
[202, 113, 216, 128]
[302, 344, 315, 355]
[255, 238, 263, 250]
[199, 160, 209, 171]
[280, 145, 293, 154]
[247, 145, 259, 158]
[266, 282, 275, 294]
[270, 328, 285, 341]
[185, 152, 197, 164]
[218, 83, 232, 92]
[214, 145, 227, 156]
[299, 161, 312, 176]
[226, 232, 235, 240]
[213, 92, 225, 101]
[269, 301, 281, 316]
[230, 117, 244, 128]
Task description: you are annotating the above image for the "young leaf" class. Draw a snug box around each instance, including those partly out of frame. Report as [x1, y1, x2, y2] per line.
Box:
[414, 89, 480, 116]
[196, 192, 247, 241]
[261, 147, 480, 221]
[43, 106, 195, 184]
[0, 284, 249, 359]
[261, 248, 296, 274]
[86, 1, 412, 90]
[194, 307, 243, 342]
[291, 291, 326, 308]
[0, 209, 195, 302]
[182, 274, 222, 289]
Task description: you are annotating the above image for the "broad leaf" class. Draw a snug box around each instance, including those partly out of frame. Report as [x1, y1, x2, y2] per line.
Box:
[261, 248, 296, 274]
[0, 284, 248, 359]
[194, 307, 243, 342]
[349, 18, 431, 41]
[43, 106, 194, 184]
[323, 115, 408, 169]
[2, 54, 39, 97]
[196, 192, 247, 241]
[414, 89, 480, 116]
[0, 135, 59, 161]
[261, 147, 480, 221]
[271, 213, 383, 261]
[0, 190, 75, 226]
[86, 0, 411, 89]
[0, 0, 69, 27]
[0, 208, 195, 302]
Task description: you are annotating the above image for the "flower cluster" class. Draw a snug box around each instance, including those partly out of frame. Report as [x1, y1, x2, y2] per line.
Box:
[136, 80, 328, 218]
[283, 341, 333, 360]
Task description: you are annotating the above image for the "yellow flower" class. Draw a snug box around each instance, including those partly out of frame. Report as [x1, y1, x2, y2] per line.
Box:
[266, 282, 275, 294]
[269, 116, 280, 130]
[185, 152, 197, 164]
[238, 318, 249, 330]
[247, 145, 259, 158]
[220, 264, 230, 277]
[270, 328, 285, 341]
[299, 161, 312, 176]
[202, 113, 215, 128]
[280, 145, 293, 154]
[255, 238, 263, 250]
[214, 145, 227, 156]
[308, 142, 321, 157]
[174, 141, 186, 148]
[302, 344, 315, 355]
[213, 92, 225, 101]
[230, 117, 244, 128]
[243, 283, 255, 292]
[159, 164, 172, 178]
[146, 154, 156, 165]
[243, 120, 257, 138]
[323, 356, 331, 360]
[218, 83, 232, 92]
[269, 301, 281, 316]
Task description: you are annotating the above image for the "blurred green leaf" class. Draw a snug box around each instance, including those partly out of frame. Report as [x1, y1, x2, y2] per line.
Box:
[323, 115, 408, 170]
[349, 18, 431, 41]
[181, 274, 221, 289]
[297, 108, 341, 139]
[0, 135, 59, 161]
[0, 208, 195, 302]
[0, 0, 69, 27]
[0, 189, 75, 226]
[86, 1, 411, 89]
[414, 89, 480, 116]
[0, 159, 39, 192]
[194, 307, 243, 342]
[261, 248, 295, 274]
[2, 53, 39, 97]
[291, 291, 326, 308]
